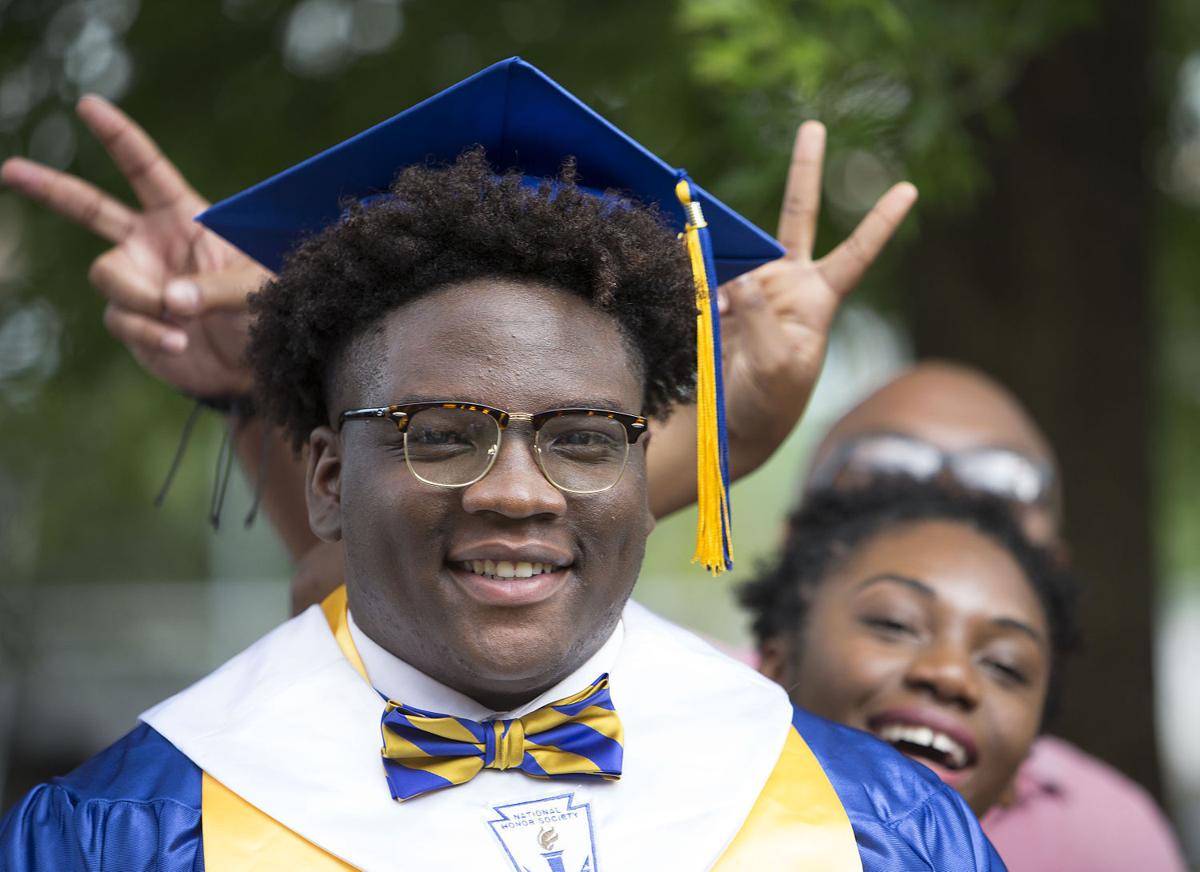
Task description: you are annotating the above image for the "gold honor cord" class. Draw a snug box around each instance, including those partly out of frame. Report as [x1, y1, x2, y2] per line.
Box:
[676, 179, 734, 575]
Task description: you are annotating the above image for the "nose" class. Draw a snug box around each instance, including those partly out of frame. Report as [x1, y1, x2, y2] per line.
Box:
[903, 638, 982, 711]
[459, 427, 568, 519]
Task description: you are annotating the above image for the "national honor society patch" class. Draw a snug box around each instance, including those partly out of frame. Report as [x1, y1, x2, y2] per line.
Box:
[488, 793, 598, 872]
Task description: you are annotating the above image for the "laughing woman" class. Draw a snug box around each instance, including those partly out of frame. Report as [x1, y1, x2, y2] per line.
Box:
[741, 481, 1078, 821]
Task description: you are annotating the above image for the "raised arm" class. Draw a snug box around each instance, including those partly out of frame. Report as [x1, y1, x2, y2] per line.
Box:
[2, 96, 317, 560]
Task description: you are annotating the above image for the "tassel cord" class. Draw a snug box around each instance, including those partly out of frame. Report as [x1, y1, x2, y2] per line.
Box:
[676, 177, 734, 574]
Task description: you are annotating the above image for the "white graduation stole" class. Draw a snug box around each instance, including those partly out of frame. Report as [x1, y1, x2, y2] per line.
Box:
[197, 587, 860, 870]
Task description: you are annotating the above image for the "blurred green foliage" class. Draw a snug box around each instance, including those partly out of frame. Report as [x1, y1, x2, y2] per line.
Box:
[0, 0, 1197, 595]
[680, 0, 1097, 209]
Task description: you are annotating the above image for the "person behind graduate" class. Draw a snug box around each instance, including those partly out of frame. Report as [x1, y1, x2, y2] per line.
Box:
[744, 363, 1187, 871]
[742, 480, 1081, 845]
[1, 86, 910, 616]
[0, 60, 1002, 870]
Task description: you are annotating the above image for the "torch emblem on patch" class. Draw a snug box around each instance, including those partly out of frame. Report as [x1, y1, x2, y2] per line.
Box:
[489, 793, 597, 872]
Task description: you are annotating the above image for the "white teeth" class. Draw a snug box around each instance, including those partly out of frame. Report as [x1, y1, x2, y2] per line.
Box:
[875, 724, 969, 769]
[931, 732, 969, 769]
[462, 560, 559, 580]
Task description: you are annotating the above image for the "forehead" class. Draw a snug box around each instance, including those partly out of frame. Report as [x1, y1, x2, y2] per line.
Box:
[347, 278, 645, 411]
[831, 520, 1047, 630]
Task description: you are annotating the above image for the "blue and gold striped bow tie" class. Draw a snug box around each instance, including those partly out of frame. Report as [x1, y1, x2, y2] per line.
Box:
[379, 673, 624, 801]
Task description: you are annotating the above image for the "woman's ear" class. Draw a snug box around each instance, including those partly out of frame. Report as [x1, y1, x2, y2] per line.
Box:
[757, 635, 791, 684]
[307, 426, 343, 542]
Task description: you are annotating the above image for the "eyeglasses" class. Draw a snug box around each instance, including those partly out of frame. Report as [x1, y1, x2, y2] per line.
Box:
[807, 432, 1056, 507]
[338, 401, 648, 494]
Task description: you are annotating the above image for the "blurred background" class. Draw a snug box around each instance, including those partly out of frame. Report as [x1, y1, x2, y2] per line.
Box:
[0, 0, 1198, 862]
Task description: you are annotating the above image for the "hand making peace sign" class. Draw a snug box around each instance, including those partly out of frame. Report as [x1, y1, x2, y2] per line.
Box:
[1, 95, 269, 400]
[717, 120, 917, 473]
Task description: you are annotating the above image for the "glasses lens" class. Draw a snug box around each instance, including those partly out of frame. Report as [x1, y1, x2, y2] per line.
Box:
[536, 413, 629, 493]
[952, 449, 1050, 505]
[404, 406, 500, 487]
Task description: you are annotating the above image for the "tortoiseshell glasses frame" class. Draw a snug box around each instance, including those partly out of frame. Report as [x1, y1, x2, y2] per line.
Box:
[337, 401, 648, 494]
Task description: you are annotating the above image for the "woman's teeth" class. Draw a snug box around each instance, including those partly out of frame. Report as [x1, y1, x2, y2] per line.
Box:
[463, 560, 558, 579]
[875, 723, 970, 770]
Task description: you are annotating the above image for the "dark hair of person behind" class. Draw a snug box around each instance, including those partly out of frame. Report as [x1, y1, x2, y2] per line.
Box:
[739, 479, 1080, 726]
[247, 148, 698, 451]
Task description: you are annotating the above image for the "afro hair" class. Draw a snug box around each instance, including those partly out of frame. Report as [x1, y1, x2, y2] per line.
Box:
[246, 148, 698, 450]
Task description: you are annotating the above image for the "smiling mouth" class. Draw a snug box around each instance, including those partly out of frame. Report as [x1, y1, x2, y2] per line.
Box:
[448, 559, 572, 607]
[874, 723, 972, 771]
[460, 560, 562, 580]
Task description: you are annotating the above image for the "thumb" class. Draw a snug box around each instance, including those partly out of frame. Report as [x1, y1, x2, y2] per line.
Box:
[163, 262, 273, 317]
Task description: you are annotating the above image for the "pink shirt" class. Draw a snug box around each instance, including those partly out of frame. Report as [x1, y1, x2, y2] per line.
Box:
[982, 736, 1187, 871]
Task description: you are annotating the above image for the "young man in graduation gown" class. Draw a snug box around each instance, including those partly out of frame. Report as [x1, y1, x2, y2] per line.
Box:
[0, 59, 1005, 871]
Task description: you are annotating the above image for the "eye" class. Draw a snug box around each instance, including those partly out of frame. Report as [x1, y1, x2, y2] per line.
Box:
[544, 428, 623, 461]
[405, 425, 480, 460]
[983, 658, 1029, 687]
[417, 429, 463, 443]
[554, 428, 619, 446]
[409, 426, 469, 445]
[861, 615, 918, 640]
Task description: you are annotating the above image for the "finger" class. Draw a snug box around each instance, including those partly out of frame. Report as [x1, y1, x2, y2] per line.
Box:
[103, 302, 188, 354]
[77, 94, 198, 211]
[1, 157, 136, 243]
[817, 181, 918, 294]
[163, 262, 272, 318]
[776, 121, 826, 260]
[89, 249, 168, 317]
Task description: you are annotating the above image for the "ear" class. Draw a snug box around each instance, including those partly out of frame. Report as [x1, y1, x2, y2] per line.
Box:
[637, 430, 656, 537]
[307, 426, 344, 542]
[756, 635, 791, 684]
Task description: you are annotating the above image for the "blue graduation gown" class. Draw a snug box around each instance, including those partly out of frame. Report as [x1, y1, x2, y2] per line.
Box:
[1, 708, 1004, 871]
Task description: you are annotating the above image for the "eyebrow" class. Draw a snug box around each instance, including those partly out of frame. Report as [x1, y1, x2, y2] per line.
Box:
[991, 616, 1045, 646]
[856, 573, 936, 597]
[855, 574, 1046, 646]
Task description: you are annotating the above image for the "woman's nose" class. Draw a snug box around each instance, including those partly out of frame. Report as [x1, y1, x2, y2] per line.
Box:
[903, 639, 982, 711]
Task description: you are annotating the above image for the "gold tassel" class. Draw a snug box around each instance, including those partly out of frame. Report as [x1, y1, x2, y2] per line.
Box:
[676, 179, 733, 575]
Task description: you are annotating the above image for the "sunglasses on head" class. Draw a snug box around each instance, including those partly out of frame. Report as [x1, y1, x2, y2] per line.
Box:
[807, 432, 1056, 507]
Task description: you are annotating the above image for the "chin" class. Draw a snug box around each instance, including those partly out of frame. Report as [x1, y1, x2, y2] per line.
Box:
[459, 622, 568, 683]
[962, 782, 1002, 818]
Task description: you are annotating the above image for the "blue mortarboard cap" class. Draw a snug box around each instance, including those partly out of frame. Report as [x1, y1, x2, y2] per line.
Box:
[197, 56, 782, 282]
